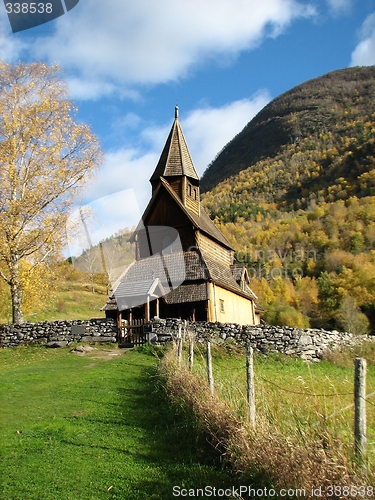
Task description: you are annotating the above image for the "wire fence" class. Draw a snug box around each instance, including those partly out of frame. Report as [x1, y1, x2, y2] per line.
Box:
[173, 326, 373, 468]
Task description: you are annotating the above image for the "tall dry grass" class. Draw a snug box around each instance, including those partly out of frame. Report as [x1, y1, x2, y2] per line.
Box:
[158, 349, 370, 497]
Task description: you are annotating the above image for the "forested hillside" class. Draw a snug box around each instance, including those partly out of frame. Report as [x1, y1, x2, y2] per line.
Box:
[201, 66, 375, 333]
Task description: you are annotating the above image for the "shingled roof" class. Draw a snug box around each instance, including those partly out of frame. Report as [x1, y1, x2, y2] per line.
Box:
[150, 106, 199, 183]
[113, 251, 205, 292]
[107, 250, 256, 311]
[202, 253, 258, 301]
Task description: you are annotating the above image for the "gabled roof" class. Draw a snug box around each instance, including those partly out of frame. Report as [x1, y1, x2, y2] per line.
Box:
[150, 106, 199, 183]
[105, 250, 257, 312]
[137, 177, 233, 250]
[115, 278, 166, 299]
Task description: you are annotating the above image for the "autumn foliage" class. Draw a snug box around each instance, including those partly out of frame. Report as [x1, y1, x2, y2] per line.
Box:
[0, 62, 102, 323]
[201, 67, 375, 332]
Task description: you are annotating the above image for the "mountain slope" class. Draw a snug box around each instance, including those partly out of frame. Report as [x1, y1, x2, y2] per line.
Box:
[200, 67, 375, 332]
[201, 66, 375, 204]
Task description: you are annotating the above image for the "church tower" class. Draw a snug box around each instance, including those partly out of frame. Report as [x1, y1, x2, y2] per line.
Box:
[149, 106, 200, 216]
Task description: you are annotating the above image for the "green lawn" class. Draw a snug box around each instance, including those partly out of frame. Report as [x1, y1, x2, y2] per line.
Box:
[0, 345, 236, 500]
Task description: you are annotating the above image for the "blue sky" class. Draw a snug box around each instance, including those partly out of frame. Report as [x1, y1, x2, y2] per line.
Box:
[1, 0, 375, 251]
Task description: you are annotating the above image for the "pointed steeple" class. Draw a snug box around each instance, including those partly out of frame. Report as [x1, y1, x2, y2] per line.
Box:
[150, 106, 199, 188]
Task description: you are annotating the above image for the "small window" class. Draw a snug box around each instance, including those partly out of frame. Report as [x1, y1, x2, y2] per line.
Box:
[219, 299, 225, 313]
[188, 184, 192, 197]
[193, 188, 197, 200]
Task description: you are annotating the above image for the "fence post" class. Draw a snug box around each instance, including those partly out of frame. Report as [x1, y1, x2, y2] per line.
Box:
[177, 324, 183, 364]
[246, 342, 256, 428]
[206, 340, 214, 396]
[354, 357, 367, 467]
[189, 333, 194, 372]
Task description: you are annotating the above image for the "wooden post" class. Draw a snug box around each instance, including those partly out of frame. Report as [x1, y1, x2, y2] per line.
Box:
[145, 296, 150, 322]
[206, 340, 214, 397]
[189, 333, 194, 372]
[246, 343, 256, 428]
[118, 311, 122, 343]
[177, 324, 182, 364]
[354, 357, 367, 466]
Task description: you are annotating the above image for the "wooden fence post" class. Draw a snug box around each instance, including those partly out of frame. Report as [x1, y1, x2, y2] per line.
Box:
[177, 324, 182, 364]
[206, 340, 214, 396]
[246, 343, 256, 428]
[354, 357, 367, 466]
[189, 333, 194, 372]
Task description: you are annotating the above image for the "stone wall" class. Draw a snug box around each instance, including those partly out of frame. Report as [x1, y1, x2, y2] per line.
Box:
[0, 317, 370, 361]
[146, 318, 368, 361]
[0, 318, 117, 348]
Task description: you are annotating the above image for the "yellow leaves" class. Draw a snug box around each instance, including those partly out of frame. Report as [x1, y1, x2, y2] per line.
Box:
[0, 62, 102, 321]
[250, 278, 274, 306]
[19, 260, 55, 316]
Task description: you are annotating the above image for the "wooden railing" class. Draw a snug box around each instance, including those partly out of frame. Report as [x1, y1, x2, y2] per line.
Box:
[118, 319, 146, 347]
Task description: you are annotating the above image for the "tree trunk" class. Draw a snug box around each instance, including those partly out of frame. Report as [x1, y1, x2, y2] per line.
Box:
[10, 258, 24, 324]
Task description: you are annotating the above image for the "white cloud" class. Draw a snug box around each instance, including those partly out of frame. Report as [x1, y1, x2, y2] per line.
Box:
[84, 92, 271, 211]
[325, 0, 352, 15]
[66, 189, 142, 256]
[84, 148, 158, 211]
[0, 15, 26, 61]
[29, 0, 314, 99]
[350, 13, 375, 66]
[181, 92, 271, 175]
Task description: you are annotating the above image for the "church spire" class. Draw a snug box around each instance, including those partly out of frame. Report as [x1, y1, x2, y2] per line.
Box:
[149, 107, 199, 189]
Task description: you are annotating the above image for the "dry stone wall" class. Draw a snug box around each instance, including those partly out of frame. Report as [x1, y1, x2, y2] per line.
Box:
[0, 318, 117, 348]
[0, 317, 370, 361]
[146, 318, 368, 361]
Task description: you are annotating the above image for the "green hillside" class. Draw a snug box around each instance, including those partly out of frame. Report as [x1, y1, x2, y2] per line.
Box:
[201, 66, 375, 199]
[201, 66, 375, 332]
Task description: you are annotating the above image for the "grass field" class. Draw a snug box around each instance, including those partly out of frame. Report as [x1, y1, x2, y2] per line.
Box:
[186, 341, 375, 471]
[157, 342, 375, 494]
[0, 345, 237, 500]
[0, 263, 108, 324]
[24, 279, 107, 323]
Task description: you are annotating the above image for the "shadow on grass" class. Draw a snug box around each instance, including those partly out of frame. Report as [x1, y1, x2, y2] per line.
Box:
[0, 348, 253, 500]
[119, 361, 244, 498]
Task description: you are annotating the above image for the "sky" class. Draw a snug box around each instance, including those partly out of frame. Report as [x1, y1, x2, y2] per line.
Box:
[1, 0, 375, 255]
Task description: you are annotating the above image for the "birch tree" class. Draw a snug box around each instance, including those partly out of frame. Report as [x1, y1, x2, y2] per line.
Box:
[0, 62, 102, 324]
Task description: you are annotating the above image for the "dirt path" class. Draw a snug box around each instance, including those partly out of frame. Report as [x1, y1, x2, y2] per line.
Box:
[70, 344, 130, 360]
